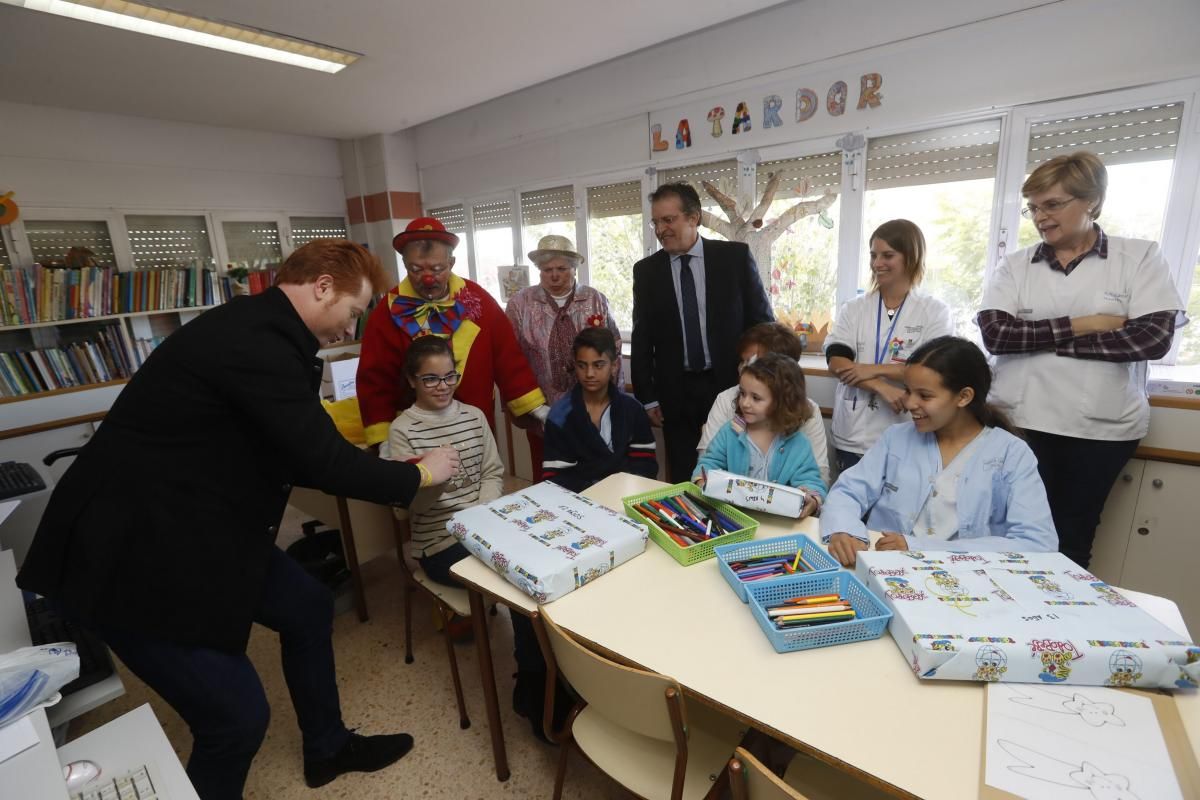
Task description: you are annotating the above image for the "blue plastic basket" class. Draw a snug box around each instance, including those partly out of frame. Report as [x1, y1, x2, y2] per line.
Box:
[746, 571, 892, 653]
[714, 535, 840, 602]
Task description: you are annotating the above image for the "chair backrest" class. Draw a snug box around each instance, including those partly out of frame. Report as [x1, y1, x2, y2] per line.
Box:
[729, 747, 809, 800]
[539, 610, 683, 743]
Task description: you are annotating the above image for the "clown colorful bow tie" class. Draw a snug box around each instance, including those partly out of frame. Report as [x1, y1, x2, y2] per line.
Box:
[390, 294, 465, 337]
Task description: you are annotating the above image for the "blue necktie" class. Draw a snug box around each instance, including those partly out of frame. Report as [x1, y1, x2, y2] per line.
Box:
[678, 254, 705, 371]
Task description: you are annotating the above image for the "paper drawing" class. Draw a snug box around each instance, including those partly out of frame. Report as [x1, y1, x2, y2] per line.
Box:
[1004, 685, 1125, 727]
[997, 740, 1139, 800]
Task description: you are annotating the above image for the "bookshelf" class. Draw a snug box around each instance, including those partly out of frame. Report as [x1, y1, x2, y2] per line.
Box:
[0, 261, 262, 400]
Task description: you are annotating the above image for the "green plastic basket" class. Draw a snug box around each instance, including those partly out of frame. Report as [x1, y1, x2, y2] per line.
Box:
[622, 482, 758, 566]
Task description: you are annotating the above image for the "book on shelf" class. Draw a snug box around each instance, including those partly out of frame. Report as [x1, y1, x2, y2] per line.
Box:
[0, 262, 278, 326]
[0, 318, 166, 398]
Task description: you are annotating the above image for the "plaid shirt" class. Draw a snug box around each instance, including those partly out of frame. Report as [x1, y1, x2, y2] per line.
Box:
[977, 226, 1177, 362]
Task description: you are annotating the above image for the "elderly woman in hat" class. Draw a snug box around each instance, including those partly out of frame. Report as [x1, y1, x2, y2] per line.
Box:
[506, 235, 622, 478]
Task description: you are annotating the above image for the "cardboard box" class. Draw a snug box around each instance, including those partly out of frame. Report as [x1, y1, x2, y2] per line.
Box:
[856, 550, 1200, 688]
[447, 481, 648, 603]
[702, 469, 807, 517]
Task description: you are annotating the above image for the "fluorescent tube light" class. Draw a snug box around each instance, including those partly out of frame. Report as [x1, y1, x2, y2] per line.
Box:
[4, 0, 360, 73]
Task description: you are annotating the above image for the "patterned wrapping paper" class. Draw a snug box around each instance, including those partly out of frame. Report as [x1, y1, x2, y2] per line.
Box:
[855, 550, 1200, 689]
[702, 469, 807, 517]
[447, 481, 649, 603]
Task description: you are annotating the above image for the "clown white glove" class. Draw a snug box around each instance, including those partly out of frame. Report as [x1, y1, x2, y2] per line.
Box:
[529, 405, 550, 423]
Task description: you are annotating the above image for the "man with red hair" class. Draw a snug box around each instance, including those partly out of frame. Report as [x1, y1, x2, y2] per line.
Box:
[18, 240, 461, 798]
[356, 217, 548, 446]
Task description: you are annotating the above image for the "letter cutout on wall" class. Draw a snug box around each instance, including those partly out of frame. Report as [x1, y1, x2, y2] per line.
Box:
[762, 94, 783, 129]
[858, 73, 883, 109]
[707, 106, 726, 137]
[675, 119, 692, 149]
[650, 123, 669, 152]
[732, 102, 752, 134]
[795, 88, 817, 123]
[827, 81, 848, 117]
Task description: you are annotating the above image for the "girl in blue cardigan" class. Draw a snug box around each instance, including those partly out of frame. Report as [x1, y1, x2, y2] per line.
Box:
[694, 353, 826, 517]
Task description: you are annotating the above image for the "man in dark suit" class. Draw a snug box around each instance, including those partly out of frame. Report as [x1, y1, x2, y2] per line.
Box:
[632, 182, 774, 481]
[17, 240, 460, 800]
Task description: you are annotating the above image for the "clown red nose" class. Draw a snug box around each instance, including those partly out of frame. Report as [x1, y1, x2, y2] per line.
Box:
[421, 274, 437, 287]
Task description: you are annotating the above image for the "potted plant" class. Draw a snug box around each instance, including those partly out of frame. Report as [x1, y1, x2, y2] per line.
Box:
[226, 264, 251, 296]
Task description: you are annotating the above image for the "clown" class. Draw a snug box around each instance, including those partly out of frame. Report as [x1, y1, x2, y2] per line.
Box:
[357, 217, 548, 446]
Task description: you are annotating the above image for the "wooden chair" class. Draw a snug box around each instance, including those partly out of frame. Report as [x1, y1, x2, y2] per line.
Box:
[391, 517, 471, 730]
[729, 746, 893, 800]
[536, 610, 747, 800]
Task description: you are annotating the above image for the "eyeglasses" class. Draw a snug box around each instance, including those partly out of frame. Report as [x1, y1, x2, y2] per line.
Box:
[416, 372, 460, 388]
[649, 214, 685, 230]
[1021, 198, 1078, 218]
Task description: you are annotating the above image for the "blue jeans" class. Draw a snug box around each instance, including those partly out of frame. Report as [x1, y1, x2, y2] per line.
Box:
[419, 543, 544, 673]
[100, 547, 348, 800]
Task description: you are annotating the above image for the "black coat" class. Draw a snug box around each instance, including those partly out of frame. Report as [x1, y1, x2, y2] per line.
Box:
[630, 238, 773, 413]
[17, 288, 420, 653]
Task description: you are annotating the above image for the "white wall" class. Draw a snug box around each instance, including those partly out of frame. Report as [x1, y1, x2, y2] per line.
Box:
[0, 100, 344, 213]
[416, 0, 1200, 202]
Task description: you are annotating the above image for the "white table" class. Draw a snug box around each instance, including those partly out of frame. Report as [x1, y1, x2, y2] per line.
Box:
[58, 704, 199, 800]
[0, 549, 71, 799]
[539, 474, 1200, 800]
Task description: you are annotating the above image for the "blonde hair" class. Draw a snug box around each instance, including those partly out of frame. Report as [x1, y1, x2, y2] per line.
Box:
[1022, 151, 1107, 220]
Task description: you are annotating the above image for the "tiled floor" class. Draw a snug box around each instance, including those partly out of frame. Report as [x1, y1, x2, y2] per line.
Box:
[67, 500, 629, 799]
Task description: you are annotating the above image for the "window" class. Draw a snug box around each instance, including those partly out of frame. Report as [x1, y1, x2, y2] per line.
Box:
[470, 198, 514, 299]
[586, 180, 643, 331]
[125, 215, 213, 269]
[757, 151, 841, 331]
[864, 119, 1002, 336]
[289, 216, 348, 248]
[657, 158, 738, 241]
[1018, 103, 1184, 248]
[1180, 249, 1200, 366]
[426, 203, 468, 263]
[221, 220, 283, 269]
[520, 185, 577, 256]
[25, 219, 117, 267]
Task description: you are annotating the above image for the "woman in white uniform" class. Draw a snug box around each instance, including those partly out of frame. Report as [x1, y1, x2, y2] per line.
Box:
[824, 219, 954, 473]
[977, 151, 1186, 570]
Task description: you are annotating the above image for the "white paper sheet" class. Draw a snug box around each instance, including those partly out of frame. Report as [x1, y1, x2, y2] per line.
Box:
[984, 683, 1181, 800]
[0, 500, 19, 528]
[0, 715, 39, 765]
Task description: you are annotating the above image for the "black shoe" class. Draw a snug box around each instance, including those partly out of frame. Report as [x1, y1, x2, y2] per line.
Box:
[303, 731, 414, 788]
[513, 671, 574, 744]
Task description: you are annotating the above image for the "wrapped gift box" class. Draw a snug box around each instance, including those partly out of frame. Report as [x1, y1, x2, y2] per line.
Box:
[856, 550, 1200, 689]
[702, 469, 807, 517]
[447, 481, 648, 603]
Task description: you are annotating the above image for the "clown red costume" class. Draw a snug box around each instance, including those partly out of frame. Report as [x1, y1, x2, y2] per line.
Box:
[357, 217, 546, 446]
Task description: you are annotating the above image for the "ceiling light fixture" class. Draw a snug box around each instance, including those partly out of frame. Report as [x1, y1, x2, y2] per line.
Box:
[2, 0, 360, 73]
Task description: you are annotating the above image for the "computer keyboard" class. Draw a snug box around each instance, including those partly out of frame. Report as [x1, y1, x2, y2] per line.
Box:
[0, 460, 45, 500]
[25, 595, 115, 696]
[71, 764, 162, 800]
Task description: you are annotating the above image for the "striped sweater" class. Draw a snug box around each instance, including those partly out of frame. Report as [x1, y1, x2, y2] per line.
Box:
[542, 383, 658, 492]
[387, 400, 504, 558]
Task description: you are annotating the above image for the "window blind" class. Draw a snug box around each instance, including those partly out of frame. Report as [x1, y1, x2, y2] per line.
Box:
[587, 180, 642, 219]
[427, 203, 467, 235]
[471, 199, 513, 231]
[125, 215, 212, 269]
[1027, 102, 1183, 169]
[657, 159, 739, 209]
[289, 216, 348, 248]
[221, 221, 282, 267]
[866, 119, 1002, 189]
[756, 151, 842, 197]
[520, 185, 576, 226]
[25, 220, 117, 267]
